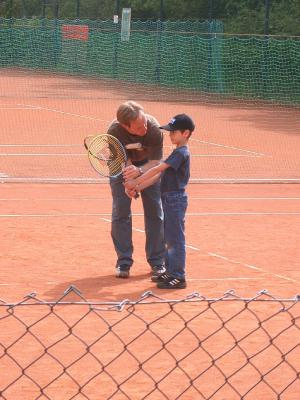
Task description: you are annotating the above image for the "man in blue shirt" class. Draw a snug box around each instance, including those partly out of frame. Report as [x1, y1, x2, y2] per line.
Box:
[124, 114, 195, 289]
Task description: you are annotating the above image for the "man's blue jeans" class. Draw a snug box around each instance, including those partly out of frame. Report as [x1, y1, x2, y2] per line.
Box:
[162, 191, 188, 280]
[110, 176, 165, 269]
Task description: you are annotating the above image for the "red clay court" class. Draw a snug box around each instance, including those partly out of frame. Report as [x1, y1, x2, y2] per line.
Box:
[0, 69, 300, 400]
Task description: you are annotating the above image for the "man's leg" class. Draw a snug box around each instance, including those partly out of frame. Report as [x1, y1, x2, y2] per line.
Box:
[110, 177, 133, 274]
[141, 181, 165, 270]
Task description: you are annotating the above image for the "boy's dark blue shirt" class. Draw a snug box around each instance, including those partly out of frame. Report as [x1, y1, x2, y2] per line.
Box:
[160, 145, 190, 193]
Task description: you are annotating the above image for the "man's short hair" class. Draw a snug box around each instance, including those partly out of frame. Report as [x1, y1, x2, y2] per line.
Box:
[116, 101, 144, 127]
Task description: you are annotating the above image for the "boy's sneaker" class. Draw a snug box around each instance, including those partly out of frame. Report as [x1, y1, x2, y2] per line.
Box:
[151, 265, 166, 282]
[155, 272, 172, 283]
[116, 265, 130, 278]
[157, 277, 186, 289]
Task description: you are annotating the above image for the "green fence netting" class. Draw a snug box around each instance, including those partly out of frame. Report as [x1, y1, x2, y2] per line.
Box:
[0, 18, 299, 105]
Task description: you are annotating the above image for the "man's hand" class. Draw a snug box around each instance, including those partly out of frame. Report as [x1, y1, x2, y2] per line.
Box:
[125, 187, 138, 199]
[122, 165, 140, 181]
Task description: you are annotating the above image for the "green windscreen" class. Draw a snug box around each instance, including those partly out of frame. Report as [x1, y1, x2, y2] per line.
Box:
[0, 18, 299, 183]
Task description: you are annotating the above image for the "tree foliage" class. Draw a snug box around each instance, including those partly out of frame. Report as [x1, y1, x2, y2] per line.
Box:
[0, 0, 299, 36]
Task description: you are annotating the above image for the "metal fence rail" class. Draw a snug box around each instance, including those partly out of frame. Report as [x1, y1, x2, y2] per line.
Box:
[0, 287, 299, 399]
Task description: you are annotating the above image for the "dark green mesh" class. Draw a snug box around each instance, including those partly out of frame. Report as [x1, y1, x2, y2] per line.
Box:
[0, 18, 299, 105]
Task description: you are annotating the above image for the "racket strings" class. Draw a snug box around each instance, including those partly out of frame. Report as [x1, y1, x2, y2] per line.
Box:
[88, 136, 127, 177]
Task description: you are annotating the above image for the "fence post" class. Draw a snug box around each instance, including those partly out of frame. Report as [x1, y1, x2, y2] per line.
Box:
[264, 0, 270, 36]
[208, 0, 213, 21]
[155, 19, 163, 84]
[159, 0, 164, 20]
[76, 0, 80, 19]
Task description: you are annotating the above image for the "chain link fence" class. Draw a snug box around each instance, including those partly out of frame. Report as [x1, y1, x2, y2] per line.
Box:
[1, 287, 300, 399]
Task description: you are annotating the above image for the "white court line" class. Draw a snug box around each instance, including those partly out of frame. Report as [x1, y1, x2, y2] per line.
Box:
[190, 197, 300, 200]
[0, 152, 263, 158]
[190, 137, 266, 156]
[188, 277, 265, 281]
[0, 212, 300, 218]
[187, 212, 300, 215]
[0, 278, 263, 286]
[1, 154, 268, 158]
[1, 197, 300, 202]
[8, 103, 265, 157]
[208, 252, 298, 283]
[99, 217, 298, 284]
[100, 218, 200, 250]
[0, 282, 58, 286]
[0, 144, 82, 147]
[17, 103, 108, 122]
[101, 217, 200, 248]
[192, 154, 263, 157]
[0, 213, 114, 217]
[0, 153, 85, 156]
[0, 283, 20, 286]
[0, 106, 36, 110]
[1, 212, 300, 217]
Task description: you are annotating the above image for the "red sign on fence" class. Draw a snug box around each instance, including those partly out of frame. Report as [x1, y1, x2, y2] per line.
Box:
[61, 25, 89, 41]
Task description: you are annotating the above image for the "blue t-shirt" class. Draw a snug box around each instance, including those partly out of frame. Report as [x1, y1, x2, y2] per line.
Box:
[160, 145, 190, 194]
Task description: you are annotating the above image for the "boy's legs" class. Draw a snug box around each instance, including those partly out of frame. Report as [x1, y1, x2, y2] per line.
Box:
[162, 192, 187, 281]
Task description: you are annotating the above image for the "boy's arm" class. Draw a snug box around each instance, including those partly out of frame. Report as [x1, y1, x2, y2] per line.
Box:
[135, 172, 161, 191]
[137, 162, 169, 184]
[125, 162, 169, 190]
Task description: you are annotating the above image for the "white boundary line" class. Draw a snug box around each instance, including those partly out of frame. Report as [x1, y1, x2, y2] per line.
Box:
[186, 212, 300, 215]
[191, 154, 264, 157]
[0, 212, 300, 217]
[0, 282, 63, 286]
[17, 103, 108, 122]
[12, 103, 265, 157]
[208, 252, 298, 283]
[0, 197, 300, 201]
[0, 153, 85, 156]
[0, 214, 297, 284]
[188, 277, 265, 281]
[190, 137, 266, 156]
[99, 217, 298, 284]
[0, 144, 82, 147]
[190, 197, 300, 200]
[0, 106, 36, 110]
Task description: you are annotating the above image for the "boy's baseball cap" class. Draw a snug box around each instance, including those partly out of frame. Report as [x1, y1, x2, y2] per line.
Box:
[159, 114, 195, 132]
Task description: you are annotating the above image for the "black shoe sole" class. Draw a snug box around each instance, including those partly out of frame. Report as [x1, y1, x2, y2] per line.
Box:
[116, 273, 130, 279]
[157, 281, 186, 289]
[116, 269, 130, 278]
[151, 275, 164, 282]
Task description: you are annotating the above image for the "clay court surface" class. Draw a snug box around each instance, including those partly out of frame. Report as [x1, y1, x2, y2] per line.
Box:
[0, 70, 300, 399]
[1, 182, 300, 302]
[1, 69, 299, 301]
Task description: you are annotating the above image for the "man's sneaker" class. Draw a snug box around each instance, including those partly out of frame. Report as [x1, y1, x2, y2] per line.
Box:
[116, 265, 130, 279]
[151, 264, 166, 282]
[157, 277, 186, 289]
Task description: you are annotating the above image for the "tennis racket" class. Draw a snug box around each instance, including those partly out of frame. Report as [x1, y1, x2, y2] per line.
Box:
[84, 134, 139, 197]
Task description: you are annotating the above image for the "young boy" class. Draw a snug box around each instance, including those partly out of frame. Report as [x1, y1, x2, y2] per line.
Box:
[124, 114, 195, 289]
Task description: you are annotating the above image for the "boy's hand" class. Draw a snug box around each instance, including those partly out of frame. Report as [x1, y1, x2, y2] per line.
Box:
[124, 179, 137, 190]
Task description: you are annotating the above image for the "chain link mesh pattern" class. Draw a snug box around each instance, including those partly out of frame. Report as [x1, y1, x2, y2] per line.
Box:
[1, 287, 300, 399]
